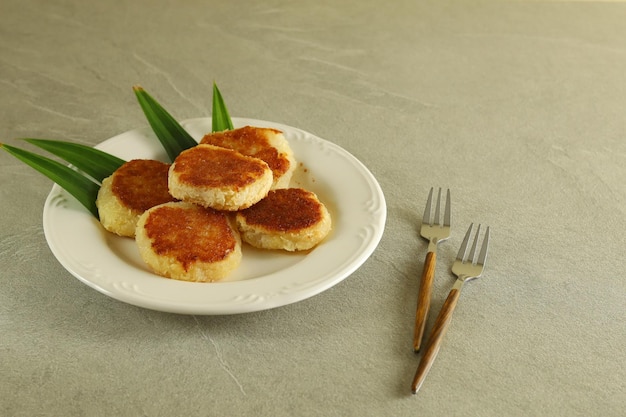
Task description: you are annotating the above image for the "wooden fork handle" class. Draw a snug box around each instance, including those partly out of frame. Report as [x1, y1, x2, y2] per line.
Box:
[413, 251, 437, 352]
[411, 287, 461, 394]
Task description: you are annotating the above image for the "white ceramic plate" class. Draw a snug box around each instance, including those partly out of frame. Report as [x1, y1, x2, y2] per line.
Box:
[42, 118, 386, 314]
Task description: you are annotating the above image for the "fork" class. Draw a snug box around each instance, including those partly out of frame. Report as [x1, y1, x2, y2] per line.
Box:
[413, 188, 451, 352]
[411, 223, 491, 394]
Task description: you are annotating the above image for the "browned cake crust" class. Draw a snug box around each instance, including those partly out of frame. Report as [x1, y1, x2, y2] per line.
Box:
[236, 188, 331, 251]
[168, 144, 273, 211]
[239, 188, 323, 231]
[171, 144, 267, 188]
[96, 159, 176, 237]
[135, 202, 242, 282]
[200, 126, 295, 189]
[112, 159, 175, 212]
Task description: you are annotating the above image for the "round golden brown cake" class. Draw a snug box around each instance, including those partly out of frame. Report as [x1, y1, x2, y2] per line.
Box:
[235, 187, 331, 251]
[96, 159, 176, 237]
[200, 126, 296, 189]
[135, 201, 242, 282]
[168, 144, 273, 211]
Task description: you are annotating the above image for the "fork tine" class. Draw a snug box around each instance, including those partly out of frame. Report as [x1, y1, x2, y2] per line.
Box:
[468, 224, 482, 264]
[443, 189, 451, 227]
[477, 226, 490, 266]
[422, 187, 434, 225]
[433, 188, 442, 226]
[456, 223, 473, 261]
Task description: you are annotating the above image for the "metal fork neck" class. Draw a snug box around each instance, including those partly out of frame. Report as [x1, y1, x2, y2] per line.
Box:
[451, 278, 466, 291]
[427, 239, 440, 252]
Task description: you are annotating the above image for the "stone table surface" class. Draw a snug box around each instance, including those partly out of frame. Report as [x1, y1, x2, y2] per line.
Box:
[1, 1, 625, 416]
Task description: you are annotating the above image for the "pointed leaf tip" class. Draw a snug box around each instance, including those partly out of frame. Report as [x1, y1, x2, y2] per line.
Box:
[212, 82, 234, 132]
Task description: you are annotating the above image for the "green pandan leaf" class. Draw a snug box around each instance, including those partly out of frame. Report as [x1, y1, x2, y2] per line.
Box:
[133, 85, 198, 161]
[22, 138, 125, 182]
[212, 82, 234, 132]
[1, 143, 100, 218]
[2, 83, 236, 219]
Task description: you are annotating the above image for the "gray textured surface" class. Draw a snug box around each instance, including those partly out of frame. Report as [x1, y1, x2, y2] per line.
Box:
[1, 0, 625, 416]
